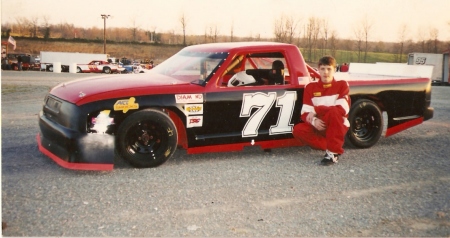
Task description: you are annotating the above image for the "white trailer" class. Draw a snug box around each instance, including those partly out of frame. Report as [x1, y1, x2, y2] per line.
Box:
[40, 51, 108, 72]
[407, 52, 450, 85]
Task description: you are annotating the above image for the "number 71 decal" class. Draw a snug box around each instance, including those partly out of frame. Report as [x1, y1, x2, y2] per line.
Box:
[240, 91, 297, 137]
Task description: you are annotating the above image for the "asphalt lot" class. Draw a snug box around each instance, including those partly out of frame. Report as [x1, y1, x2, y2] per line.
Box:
[1, 70, 450, 236]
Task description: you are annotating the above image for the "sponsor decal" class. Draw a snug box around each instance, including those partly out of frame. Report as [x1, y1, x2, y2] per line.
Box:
[184, 104, 203, 115]
[187, 116, 203, 128]
[175, 94, 203, 103]
[114, 97, 139, 113]
[313, 92, 321, 96]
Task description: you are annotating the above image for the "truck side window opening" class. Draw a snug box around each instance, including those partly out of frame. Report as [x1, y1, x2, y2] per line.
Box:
[223, 53, 290, 87]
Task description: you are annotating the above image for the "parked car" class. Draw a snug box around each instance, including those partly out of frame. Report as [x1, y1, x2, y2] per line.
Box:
[121, 63, 147, 73]
[76, 60, 122, 74]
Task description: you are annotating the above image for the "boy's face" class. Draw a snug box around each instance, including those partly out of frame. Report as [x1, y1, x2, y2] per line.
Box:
[318, 64, 335, 84]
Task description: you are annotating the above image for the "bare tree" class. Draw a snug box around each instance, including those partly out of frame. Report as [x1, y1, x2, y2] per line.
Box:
[204, 24, 219, 43]
[57, 21, 75, 38]
[230, 20, 234, 42]
[416, 26, 426, 52]
[129, 18, 140, 42]
[397, 23, 408, 62]
[14, 17, 29, 35]
[212, 24, 220, 42]
[429, 28, 439, 53]
[304, 17, 321, 62]
[273, 14, 300, 44]
[329, 30, 338, 57]
[353, 25, 364, 62]
[27, 16, 39, 37]
[179, 12, 188, 46]
[353, 15, 373, 62]
[40, 15, 51, 40]
[274, 15, 287, 42]
[320, 18, 329, 56]
[286, 16, 300, 44]
[360, 15, 373, 62]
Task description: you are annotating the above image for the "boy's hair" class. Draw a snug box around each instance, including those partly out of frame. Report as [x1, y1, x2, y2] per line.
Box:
[318, 56, 336, 67]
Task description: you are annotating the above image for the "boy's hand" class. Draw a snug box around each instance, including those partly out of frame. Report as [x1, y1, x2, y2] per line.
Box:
[312, 117, 326, 131]
[306, 112, 316, 124]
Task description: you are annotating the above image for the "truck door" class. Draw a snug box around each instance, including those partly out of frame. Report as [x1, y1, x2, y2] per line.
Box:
[188, 53, 303, 148]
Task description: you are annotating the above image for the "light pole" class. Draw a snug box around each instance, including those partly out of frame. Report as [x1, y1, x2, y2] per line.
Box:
[101, 14, 110, 54]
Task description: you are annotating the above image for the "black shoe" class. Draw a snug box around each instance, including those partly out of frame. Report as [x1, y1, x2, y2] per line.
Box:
[321, 151, 339, 165]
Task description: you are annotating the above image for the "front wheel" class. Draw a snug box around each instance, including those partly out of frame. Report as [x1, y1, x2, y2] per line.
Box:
[346, 99, 383, 148]
[76, 67, 82, 73]
[103, 67, 111, 74]
[116, 109, 178, 168]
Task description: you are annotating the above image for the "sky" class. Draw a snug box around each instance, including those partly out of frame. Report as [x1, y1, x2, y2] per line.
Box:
[1, 0, 450, 43]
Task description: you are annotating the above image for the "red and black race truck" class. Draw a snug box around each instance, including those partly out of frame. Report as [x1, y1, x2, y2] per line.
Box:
[37, 42, 433, 170]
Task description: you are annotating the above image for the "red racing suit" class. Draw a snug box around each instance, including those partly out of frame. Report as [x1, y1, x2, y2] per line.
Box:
[293, 78, 350, 154]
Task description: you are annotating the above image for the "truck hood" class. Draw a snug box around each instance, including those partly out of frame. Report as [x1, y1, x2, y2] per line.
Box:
[50, 72, 192, 105]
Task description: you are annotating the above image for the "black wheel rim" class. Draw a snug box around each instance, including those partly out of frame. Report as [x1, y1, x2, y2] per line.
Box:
[351, 108, 380, 142]
[124, 120, 167, 159]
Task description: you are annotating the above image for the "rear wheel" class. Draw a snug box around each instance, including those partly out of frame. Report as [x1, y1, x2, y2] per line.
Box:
[103, 67, 111, 74]
[47, 65, 54, 72]
[76, 67, 82, 73]
[346, 99, 383, 148]
[116, 109, 178, 168]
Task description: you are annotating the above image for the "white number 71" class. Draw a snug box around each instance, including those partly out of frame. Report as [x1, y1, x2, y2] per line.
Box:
[240, 91, 297, 137]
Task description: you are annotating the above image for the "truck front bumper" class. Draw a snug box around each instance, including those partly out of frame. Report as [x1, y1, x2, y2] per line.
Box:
[424, 106, 434, 121]
[37, 111, 115, 170]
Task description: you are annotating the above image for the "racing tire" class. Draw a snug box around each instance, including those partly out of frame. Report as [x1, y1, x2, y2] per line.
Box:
[47, 65, 53, 72]
[346, 99, 383, 148]
[116, 109, 178, 168]
[76, 67, 82, 73]
[103, 67, 111, 74]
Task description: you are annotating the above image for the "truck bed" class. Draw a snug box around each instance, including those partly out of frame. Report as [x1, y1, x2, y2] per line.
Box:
[334, 63, 434, 81]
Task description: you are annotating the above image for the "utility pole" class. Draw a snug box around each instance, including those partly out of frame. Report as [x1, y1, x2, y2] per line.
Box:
[101, 14, 110, 54]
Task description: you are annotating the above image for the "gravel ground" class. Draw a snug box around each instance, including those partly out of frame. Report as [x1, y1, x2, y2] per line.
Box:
[1, 71, 450, 236]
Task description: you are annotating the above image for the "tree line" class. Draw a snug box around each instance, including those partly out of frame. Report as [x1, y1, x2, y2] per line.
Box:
[2, 15, 449, 63]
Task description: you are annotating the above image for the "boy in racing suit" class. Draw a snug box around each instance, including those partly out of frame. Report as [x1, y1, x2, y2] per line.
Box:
[293, 56, 350, 165]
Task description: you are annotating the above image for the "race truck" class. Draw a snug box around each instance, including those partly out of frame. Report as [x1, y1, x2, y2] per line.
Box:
[76, 60, 123, 74]
[37, 42, 434, 170]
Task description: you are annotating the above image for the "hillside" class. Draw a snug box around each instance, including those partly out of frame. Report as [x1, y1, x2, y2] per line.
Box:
[4, 38, 401, 65]
[5, 39, 185, 64]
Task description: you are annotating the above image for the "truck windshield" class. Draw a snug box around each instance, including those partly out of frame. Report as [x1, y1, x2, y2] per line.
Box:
[152, 51, 228, 85]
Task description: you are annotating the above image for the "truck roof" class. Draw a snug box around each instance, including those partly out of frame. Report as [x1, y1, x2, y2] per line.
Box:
[182, 42, 295, 52]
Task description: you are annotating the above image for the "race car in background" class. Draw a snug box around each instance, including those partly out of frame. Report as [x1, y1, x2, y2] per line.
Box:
[76, 60, 123, 74]
[121, 63, 148, 74]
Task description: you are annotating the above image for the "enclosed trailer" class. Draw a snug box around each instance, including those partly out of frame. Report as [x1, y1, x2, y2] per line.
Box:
[408, 52, 449, 85]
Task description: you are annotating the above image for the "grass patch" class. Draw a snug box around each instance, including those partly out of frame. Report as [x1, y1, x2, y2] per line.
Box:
[1, 84, 50, 95]
[302, 49, 401, 65]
